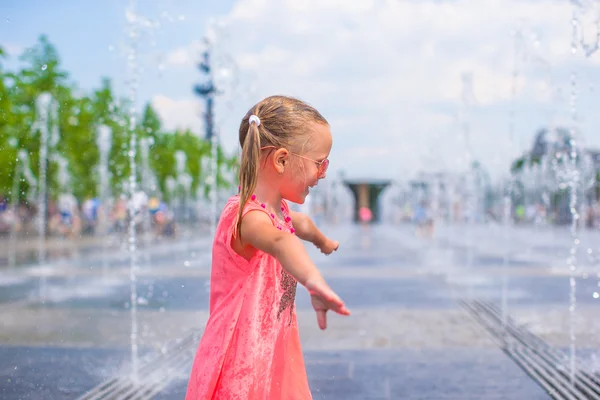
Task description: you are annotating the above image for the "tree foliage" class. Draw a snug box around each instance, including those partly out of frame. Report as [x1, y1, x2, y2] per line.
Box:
[0, 36, 237, 204]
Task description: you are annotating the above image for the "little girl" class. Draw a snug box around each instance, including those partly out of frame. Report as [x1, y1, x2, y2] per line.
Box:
[185, 95, 350, 399]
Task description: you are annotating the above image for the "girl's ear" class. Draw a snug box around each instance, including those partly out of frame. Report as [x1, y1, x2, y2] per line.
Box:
[273, 148, 289, 174]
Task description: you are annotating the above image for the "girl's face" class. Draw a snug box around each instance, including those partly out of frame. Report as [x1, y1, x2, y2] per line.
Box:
[280, 122, 332, 204]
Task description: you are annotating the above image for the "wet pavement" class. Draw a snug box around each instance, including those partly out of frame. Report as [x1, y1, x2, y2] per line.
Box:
[1, 222, 599, 399]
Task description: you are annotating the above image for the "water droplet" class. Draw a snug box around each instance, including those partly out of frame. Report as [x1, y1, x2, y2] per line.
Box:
[108, 45, 114, 52]
[41, 64, 47, 71]
[181, 284, 185, 288]
[178, 15, 185, 21]
[594, 292, 599, 299]
[6, 18, 10, 23]
[184, 261, 190, 267]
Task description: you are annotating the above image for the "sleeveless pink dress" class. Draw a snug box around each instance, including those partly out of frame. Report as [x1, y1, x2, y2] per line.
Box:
[185, 195, 312, 399]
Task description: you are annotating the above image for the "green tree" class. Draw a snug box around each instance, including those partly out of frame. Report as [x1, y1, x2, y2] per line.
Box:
[0, 35, 239, 210]
[91, 78, 130, 195]
[58, 94, 98, 199]
[9, 35, 72, 201]
[0, 46, 19, 200]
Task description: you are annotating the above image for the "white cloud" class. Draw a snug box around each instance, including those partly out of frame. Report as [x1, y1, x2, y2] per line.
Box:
[151, 95, 203, 133]
[159, 0, 600, 181]
[165, 47, 192, 67]
[164, 40, 204, 68]
[3, 42, 24, 56]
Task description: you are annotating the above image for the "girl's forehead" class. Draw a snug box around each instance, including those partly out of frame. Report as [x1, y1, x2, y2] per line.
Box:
[305, 123, 332, 152]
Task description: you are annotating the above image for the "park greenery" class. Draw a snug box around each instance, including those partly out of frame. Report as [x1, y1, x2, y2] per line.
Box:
[0, 35, 238, 205]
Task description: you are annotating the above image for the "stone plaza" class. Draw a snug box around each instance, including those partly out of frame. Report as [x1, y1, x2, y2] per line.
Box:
[1, 222, 600, 399]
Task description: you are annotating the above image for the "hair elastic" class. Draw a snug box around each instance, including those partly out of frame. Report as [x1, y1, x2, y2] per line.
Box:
[249, 115, 261, 126]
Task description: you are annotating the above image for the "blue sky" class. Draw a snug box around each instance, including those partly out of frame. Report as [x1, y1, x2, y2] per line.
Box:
[2, 0, 600, 183]
[1, 0, 235, 105]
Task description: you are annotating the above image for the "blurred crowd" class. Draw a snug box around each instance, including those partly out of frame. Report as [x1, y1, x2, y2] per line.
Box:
[396, 199, 600, 232]
[0, 193, 180, 240]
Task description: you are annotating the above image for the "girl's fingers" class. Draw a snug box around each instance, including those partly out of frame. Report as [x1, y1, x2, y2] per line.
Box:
[316, 309, 327, 330]
[317, 286, 347, 310]
[317, 296, 350, 316]
[337, 304, 351, 316]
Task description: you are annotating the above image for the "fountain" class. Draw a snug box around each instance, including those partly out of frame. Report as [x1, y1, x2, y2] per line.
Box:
[125, 0, 140, 382]
[174, 150, 188, 222]
[499, 24, 557, 329]
[175, 150, 193, 261]
[139, 137, 155, 267]
[33, 92, 60, 301]
[96, 125, 112, 275]
[8, 150, 37, 268]
[165, 176, 176, 210]
[458, 72, 477, 298]
[566, 0, 593, 383]
[7, 153, 24, 269]
[568, 0, 600, 384]
[501, 32, 518, 326]
[34, 93, 53, 266]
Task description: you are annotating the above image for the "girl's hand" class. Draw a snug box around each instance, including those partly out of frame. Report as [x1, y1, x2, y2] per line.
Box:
[316, 237, 339, 255]
[305, 278, 350, 330]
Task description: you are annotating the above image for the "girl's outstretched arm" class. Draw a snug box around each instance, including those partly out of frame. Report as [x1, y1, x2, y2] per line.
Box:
[289, 210, 339, 255]
[240, 210, 350, 329]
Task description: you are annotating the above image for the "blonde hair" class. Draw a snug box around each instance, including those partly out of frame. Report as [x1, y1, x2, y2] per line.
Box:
[233, 95, 328, 239]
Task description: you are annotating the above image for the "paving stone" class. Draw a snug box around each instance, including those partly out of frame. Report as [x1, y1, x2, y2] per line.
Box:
[1, 223, 596, 399]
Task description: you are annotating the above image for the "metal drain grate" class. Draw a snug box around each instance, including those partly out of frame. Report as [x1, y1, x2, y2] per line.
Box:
[461, 299, 600, 400]
[76, 331, 200, 400]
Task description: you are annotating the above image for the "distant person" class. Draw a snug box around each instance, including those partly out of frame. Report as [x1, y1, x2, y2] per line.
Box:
[82, 197, 99, 235]
[57, 193, 81, 238]
[0, 195, 10, 234]
[186, 96, 350, 399]
[359, 206, 372, 222]
[515, 204, 525, 223]
[359, 206, 372, 230]
[152, 201, 177, 238]
[414, 201, 433, 238]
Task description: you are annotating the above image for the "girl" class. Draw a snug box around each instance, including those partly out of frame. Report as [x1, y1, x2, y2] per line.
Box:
[185, 95, 350, 399]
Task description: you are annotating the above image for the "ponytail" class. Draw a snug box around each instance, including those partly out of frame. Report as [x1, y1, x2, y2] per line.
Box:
[233, 119, 261, 240]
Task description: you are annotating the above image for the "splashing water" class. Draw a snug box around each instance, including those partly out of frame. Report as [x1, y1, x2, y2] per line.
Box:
[140, 137, 154, 268]
[459, 72, 476, 298]
[500, 29, 522, 331]
[567, 6, 581, 385]
[97, 125, 112, 276]
[33, 93, 59, 301]
[8, 150, 29, 268]
[126, 0, 140, 382]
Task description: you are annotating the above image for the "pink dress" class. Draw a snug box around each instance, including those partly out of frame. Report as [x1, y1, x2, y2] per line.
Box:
[185, 195, 312, 399]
